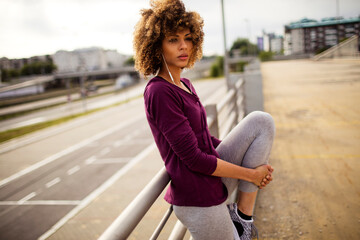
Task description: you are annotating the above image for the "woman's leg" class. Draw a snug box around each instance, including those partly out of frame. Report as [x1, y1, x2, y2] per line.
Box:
[173, 203, 236, 240]
[216, 111, 275, 213]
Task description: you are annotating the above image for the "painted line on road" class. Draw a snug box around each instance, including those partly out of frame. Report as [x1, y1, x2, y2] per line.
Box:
[9, 117, 46, 129]
[0, 200, 81, 206]
[67, 165, 80, 175]
[38, 142, 156, 240]
[18, 192, 36, 204]
[90, 158, 132, 164]
[46, 177, 61, 188]
[100, 147, 111, 156]
[0, 114, 144, 188]
[84, 156, 97, 165]
[113, 140, 123, 148]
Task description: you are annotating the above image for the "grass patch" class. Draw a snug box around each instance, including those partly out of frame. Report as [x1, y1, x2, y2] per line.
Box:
[0, 94, 142, 144]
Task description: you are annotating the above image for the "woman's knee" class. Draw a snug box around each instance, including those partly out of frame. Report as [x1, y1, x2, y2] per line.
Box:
[247, 111, 275, 136]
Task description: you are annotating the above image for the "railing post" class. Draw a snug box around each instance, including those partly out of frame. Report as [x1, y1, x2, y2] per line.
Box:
[205, 104, 219, 138]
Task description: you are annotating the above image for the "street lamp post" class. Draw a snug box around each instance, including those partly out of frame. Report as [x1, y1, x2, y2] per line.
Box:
[221, 0, 230, 90]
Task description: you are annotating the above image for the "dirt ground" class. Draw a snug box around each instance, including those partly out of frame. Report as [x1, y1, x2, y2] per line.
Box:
[254, 59, 360, 239]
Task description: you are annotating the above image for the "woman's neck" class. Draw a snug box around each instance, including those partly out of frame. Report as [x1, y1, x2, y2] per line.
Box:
[158, 66, 181, 85]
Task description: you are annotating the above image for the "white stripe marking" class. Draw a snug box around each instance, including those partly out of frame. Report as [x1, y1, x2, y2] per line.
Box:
[100, 147, 111, 156]
[67, 165, 80, 175]
[91, 158, 132, 164]
[9, 117, 46, 129]
[84, 156, 97, 165]
[38, 143, 156, 240]
[0, 114, 144, 188]
[113, 140, 123, 148]
[46, 177, 61, 188]
[18, 192, 36, 204]
[0, 200, 80, 206]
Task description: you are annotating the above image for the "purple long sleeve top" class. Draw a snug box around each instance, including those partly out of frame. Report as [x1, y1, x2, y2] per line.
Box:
[144, 76, 228, 207]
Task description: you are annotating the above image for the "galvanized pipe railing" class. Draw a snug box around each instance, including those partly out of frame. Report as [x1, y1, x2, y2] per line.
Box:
[99, 78, 245, 240]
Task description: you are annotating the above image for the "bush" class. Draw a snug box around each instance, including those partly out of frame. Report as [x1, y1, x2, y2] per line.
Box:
[259, 51, 273, 62]
[210, 64, 220, 77]
[235, 61, 248, 72]
[209, 56, 224, 78]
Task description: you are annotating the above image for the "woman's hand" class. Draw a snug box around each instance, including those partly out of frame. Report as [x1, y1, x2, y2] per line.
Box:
[253, 165, 274, 189]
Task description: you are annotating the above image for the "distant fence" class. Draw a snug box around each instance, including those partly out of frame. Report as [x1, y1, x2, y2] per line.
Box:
[98, 78, 245, 240]
[313, 35, 360, 61]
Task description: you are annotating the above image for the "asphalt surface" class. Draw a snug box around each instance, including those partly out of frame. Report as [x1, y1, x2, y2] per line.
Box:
[254, 58, 360, 239]
[0, 78, 226, 240]
[0, 83, 145, 132]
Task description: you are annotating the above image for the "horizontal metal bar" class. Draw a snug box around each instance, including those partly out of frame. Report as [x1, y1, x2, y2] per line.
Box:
[150, 205, 174, 240]
[217, 88, 235, 113]
[219, 111, 237, 140]
[98, 167, 170, 240]
[168, 220, 187, 240]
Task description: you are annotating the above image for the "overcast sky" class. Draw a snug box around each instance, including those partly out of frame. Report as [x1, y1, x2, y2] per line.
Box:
[0, 0, 359, 59]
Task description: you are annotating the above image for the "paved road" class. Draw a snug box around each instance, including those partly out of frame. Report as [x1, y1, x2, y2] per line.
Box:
[0, 78, 226, 240]
[254, 59, 360, 239]
[0, 83, 145, 132]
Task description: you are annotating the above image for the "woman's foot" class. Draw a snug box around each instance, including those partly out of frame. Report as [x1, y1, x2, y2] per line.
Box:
[227, 203, 258, 240]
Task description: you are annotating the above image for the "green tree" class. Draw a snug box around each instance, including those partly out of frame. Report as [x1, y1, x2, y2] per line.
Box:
[209, 56, 224, 77]
[230, 38, 258, 56]
[258, 51, 273, 62]
[124, 56, 135, 66]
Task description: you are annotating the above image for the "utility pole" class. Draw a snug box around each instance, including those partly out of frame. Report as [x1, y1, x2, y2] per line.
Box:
[221, 0, 230, 90]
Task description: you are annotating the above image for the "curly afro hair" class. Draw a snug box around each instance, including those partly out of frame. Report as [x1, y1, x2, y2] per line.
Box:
[133, 0, 204, 77]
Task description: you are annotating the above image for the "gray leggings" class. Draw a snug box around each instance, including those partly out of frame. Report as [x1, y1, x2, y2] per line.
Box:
[173, 111, 275, 240]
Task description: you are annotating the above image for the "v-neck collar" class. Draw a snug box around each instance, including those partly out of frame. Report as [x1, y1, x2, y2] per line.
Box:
[155, 76, 194, 96]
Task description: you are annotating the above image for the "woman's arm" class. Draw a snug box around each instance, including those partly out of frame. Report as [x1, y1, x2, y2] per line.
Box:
[211, 158, 274, 188]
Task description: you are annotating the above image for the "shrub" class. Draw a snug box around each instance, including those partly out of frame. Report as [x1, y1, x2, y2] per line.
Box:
[259, 51, 273, 62]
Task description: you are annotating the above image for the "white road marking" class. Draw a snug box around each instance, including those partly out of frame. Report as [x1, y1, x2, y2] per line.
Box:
[91, 158, 132, 164]
[0, 200, 80, 206]
[67, 165, 80, 175]
[18, 192, 37, 204]
[84, 156, 97, 165]
[38, 143, 156, 240]
[113, 138, 153, 148]
[0, 114, 144, 188]
[9, 117, 46, 129]
[100, 147, 111, 156]
[113, 140, 122, 148]
[45, 177, 61, 188]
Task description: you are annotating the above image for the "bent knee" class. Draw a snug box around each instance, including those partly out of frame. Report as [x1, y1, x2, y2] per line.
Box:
[247, 111, 275, 134]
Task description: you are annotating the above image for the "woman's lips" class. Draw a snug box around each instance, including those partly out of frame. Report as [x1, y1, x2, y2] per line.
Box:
[178, 54, 188, 60]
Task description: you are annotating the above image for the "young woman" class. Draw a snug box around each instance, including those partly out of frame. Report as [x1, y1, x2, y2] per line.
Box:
[133, 1, 275, 239]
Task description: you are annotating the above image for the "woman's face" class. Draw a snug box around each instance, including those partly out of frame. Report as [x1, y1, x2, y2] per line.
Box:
[161, 28, 193, 70]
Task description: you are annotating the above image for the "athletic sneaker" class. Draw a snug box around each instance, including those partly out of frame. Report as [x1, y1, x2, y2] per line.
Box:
[227, 203, 259, 240]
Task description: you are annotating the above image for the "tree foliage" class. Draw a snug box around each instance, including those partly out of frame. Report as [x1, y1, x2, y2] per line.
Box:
[230, 38, 259, 56]
[209, 56, 224, 77]
[1, 59, 57, 82]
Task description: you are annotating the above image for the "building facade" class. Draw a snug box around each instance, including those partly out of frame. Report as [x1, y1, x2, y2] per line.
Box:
[284, 17, 360, 55]
[52, 47, 126, 73]
[259, 32, 283, 54]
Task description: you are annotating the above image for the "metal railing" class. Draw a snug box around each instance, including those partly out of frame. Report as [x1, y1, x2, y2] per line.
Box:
[99, 78, 245, 240]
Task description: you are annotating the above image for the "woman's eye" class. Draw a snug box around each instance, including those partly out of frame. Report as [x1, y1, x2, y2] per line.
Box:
[169, 38, 177, 43]
[185, 37, 193, 42]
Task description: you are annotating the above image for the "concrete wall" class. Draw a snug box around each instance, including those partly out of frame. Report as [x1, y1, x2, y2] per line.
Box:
[243, 59, 264, 114]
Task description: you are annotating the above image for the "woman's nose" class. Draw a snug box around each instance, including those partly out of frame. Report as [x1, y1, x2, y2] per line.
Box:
[179, 39, 188, 50]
